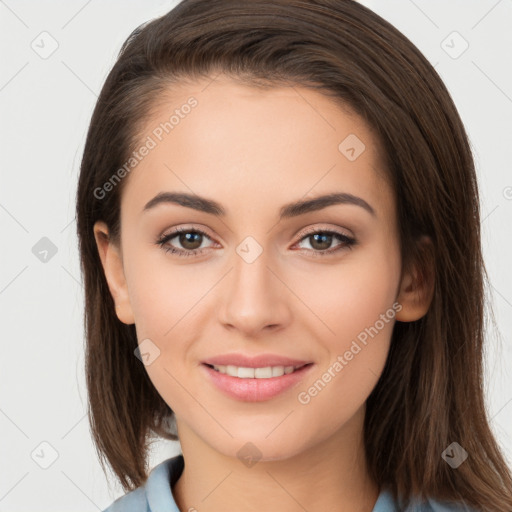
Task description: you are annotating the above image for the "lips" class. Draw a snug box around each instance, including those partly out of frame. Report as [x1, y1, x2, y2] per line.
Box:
[200, 353, 314, 402]
[202, 353, 311, 368]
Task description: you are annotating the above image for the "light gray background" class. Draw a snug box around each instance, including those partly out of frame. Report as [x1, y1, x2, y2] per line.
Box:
[1, 1, 511, 510]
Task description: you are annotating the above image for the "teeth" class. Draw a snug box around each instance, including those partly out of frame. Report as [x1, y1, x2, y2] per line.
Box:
[211, 364, 302, 378]
[272, 366, 284, 377]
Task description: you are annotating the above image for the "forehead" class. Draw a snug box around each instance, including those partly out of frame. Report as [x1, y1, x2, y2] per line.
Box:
[121, 76, 393, 221]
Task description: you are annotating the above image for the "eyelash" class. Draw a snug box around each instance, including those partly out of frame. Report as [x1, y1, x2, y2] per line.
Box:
[155, 225, 356, 258]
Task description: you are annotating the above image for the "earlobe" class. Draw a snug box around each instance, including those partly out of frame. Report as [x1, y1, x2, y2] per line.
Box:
[395, 236, 435, 323]
[93, 221, 135, 325]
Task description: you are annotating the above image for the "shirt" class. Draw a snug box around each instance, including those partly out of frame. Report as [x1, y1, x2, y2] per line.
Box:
[102, 454, 475, 512]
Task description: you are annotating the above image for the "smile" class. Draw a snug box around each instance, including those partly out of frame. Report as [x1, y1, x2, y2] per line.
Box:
[201, 362, 314, 402]
[206, 363, 308, 379]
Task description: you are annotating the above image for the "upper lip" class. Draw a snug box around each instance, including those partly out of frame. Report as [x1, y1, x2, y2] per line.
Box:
[203, 353, 312, 368]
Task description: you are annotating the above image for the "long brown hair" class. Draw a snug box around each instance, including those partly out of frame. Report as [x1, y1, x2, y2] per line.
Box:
[75, 1, 512, 509]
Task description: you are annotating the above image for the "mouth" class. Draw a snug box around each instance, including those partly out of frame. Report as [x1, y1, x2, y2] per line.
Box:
[200, 361, 314, 402]
[203, 362, 311, 379]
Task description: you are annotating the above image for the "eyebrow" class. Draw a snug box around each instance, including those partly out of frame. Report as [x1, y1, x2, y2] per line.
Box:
[142, 191, 376, 219]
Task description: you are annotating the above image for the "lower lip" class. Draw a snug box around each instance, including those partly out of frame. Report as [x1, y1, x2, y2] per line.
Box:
[201, 363, 314, 402]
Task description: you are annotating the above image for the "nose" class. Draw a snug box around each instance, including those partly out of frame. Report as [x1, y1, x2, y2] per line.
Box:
[216, 249, 293, 338]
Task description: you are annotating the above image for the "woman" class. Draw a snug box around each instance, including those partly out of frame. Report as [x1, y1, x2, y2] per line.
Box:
[76, 1, 512, 510]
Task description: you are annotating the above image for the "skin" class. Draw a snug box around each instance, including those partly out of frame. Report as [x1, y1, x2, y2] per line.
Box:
[94, 75, 433, 512]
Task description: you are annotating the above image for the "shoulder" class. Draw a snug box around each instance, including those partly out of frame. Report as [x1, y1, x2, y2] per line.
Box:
[425, 497, 478, 512]
[101, 454, 184, 512]
[375, 489, 478, 512]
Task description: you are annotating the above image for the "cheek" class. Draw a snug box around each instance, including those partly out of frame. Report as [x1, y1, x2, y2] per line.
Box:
[288, 243, 401, 350]
[124, 243, 207, 340]
[293, 275, 398, 438]
[291, 245, 400, 427]
[122, 247, 202, 402]
[125, 259, 196, 419]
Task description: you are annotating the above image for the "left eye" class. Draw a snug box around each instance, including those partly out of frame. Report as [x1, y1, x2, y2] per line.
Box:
[156, 227, 356, 258]
[295, 230, 356, 254]
[156, 227, 214, 257]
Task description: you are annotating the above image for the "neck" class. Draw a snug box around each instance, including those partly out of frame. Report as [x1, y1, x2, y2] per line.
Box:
[172, 406, 380, 512]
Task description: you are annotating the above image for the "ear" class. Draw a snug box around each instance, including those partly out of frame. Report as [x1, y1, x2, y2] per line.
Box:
[93, 220, 135, 325]
[395, 235, 435, 322]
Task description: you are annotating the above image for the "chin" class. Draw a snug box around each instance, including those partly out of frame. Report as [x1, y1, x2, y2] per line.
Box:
[216, 432, 313, 464]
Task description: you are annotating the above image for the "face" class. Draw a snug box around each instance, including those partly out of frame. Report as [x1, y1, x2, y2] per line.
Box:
[95, 75, 422, 462]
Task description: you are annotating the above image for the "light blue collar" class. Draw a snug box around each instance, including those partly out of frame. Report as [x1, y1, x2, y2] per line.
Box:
[141, 455, 474, 512]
